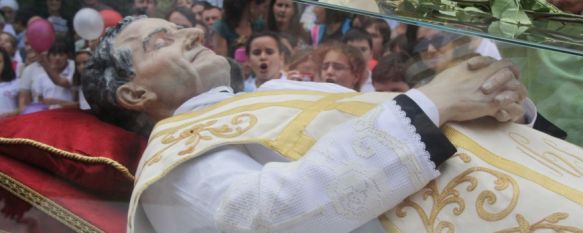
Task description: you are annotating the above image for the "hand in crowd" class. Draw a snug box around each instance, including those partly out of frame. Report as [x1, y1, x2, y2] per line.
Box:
[418, 56, 527, 126]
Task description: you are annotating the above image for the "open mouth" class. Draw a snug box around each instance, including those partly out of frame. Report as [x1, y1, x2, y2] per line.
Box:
[325, 78, 336, 83]
[259, 63, 268, 73]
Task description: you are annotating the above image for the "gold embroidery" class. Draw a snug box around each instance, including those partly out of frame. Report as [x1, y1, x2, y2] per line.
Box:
[495, 213, 583, 233]
[145, 113, 257, 166]
[457, 153, 472, 163]
[379, 214, 403, 233]
[443, 126, 583, 206]
[0, 172, 103, 233]
[0, 137, 134, 181]
[510, 132, 583, 177]
[395, 166, 519, 233]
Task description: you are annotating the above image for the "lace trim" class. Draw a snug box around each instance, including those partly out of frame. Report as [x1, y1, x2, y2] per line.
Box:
[388, 100, 438, 181]
[0, 137, 135, 182]
[0, 172, 104, 233]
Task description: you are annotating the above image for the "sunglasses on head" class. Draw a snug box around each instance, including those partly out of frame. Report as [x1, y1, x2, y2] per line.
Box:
[414, 33, 462, 53]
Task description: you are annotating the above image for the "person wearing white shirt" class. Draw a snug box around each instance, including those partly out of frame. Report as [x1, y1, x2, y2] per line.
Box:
[31, 41, 76, 107]
[82, 17, 528, 233]
[245, 31, 288, 91]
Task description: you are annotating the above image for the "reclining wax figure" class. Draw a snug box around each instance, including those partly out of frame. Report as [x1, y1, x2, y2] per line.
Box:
[82, 16, 532, 233]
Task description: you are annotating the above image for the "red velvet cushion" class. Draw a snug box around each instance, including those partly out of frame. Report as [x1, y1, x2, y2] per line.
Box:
[0, 154, 128, 233]
[0, 109, 147, 199]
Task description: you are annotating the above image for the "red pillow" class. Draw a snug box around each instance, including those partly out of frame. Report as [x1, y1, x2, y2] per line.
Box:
[0, 109, 147, 199]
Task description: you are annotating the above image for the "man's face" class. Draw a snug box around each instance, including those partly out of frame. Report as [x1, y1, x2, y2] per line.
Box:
[347, 39, 372, 62]
[248, 36, 283, 81]
[134, 0, 157, 17]
[320, 50, 358, 90]
[202, 8, 222, 27]
[115, 18, 229, 111]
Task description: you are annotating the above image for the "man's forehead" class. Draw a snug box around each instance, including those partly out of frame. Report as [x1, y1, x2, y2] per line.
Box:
[115, 18, 174, 47]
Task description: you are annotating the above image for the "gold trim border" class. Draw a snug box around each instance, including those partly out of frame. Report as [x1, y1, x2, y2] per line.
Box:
[443, 126, 583, 206]
[0, 172, 104, 233]
[0, 137, 134, 181]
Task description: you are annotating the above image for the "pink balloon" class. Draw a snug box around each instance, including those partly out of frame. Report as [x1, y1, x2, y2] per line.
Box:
[26, 19, 55, 53]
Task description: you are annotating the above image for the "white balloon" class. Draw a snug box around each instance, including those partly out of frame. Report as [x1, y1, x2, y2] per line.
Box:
[73, 8, 104, 40]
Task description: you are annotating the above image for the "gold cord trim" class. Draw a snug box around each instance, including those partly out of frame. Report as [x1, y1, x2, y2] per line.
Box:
[443, 126, 583, 206]
[0, 137, 134, 181]
[0, 172, 104, 233]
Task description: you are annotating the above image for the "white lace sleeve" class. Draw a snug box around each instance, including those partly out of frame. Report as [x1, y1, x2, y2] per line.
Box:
[141, 99, 440, 233]
[214, 102, 438, 233]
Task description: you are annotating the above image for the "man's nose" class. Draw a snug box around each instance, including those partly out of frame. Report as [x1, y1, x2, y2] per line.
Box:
[180, 28, 205, 50]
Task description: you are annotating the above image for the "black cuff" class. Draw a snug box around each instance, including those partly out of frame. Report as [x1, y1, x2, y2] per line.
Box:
[394, 94, 456, 167]
[533, 113, 568, 140]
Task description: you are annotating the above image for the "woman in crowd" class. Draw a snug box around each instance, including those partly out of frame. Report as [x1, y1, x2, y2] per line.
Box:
[314, 42, 367, 91]
[245, 31, 286, 91]
[311, 7, 352, 46]
[0, 48, 18, 118]
[0, 32, 22, 76]
[266, 0, 310, 49]
[211, 0, 267, 57]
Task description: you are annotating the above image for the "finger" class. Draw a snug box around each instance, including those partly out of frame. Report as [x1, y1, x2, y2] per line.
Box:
[467, 56, 497, 71]
[494, 91, 520, 107]
[503, 79, 528, 101]
[480, 67, 516, 95]
[509, 64, 521, 80]
[495, 103, 525, 122]
[494, 109, 511, 122]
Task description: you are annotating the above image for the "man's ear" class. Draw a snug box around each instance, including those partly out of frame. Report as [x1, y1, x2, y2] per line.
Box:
[116, 83, 156, 111]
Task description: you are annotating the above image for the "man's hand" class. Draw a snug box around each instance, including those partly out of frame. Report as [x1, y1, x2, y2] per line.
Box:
[418, 56, 527, 126]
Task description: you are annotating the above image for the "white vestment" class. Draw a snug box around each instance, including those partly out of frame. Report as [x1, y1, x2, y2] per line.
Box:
[139, 80, 441, 233]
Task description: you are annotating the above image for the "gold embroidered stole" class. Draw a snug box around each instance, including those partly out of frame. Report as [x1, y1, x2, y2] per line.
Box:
[128, 90, 398, 232]
[381, 119, 583, 232]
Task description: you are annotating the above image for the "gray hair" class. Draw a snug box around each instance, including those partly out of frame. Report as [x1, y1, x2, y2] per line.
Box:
[82, 15, 153, 136]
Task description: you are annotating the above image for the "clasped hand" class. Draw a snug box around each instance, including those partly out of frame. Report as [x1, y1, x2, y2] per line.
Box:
[418, 56, 527, 126]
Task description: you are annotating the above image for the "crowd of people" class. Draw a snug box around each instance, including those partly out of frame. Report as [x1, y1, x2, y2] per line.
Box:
[0, 0, 508, 120]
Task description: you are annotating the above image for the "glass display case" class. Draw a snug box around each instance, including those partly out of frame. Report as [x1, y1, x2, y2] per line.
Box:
[301, 0, 583, 146]
[1, 1, 582, 233]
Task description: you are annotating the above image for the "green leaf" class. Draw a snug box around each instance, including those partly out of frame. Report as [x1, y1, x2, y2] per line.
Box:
[488, 21, 529, 38]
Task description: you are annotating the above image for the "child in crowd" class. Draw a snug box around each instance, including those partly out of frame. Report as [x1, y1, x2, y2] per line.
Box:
[244, 31, 286, 91]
